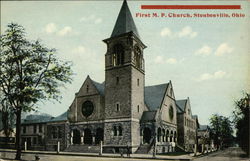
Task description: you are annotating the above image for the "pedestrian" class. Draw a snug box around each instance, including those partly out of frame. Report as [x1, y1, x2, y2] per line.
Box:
[127, 145, 130, 157]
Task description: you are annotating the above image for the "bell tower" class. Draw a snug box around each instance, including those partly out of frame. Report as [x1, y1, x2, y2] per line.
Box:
[103, 0, 146, 150]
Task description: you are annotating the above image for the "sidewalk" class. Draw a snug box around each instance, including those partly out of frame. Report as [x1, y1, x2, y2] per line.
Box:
[0, 148, 193, 161]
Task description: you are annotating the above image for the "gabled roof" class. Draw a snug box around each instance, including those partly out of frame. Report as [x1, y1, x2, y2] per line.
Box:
[22, 113, 53, 124]
[176, 99, 187, 112]
[92, 80, 105, 96]
[49, 111, 68, 122]
[144, 83, 169, 111]
[199, 125, 209, 131]
[111, 0, 140, 38]
[89, 78, 169, 111]
[141, 111, 157, 122]
[176, 105, 184, 113]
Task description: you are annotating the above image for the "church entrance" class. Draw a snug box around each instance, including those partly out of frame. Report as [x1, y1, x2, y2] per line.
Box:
[95, 128, 104, 144]
[143, 127, 151, 144]
[73, 129, 81, 144]
[84, 128, 92, 145]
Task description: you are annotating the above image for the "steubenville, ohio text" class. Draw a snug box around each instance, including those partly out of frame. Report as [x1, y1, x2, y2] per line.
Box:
[135, 13, 245, 18]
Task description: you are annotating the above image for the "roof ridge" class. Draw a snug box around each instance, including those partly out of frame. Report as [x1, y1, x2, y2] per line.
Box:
[176, 99, 188, 101]
[145, 82, 169, 88]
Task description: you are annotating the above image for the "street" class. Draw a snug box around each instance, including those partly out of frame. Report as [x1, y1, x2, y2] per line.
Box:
[194, 147, 249, 161]
[0, 147, 248, 161]
[0, 150, 191, 161]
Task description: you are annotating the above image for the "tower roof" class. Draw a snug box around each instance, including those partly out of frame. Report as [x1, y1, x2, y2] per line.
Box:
[111, 0, 140, 38]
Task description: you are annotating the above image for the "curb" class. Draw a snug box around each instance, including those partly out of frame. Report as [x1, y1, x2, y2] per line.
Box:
[0, 149, 192, 161]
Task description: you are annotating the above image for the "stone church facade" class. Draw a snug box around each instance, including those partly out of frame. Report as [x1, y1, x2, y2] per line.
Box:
[19, 0, 200, 154]
[66, 0, 179, 153]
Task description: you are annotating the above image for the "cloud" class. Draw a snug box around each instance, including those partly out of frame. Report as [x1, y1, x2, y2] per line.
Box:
[154, 56, 164, 64]
[195, 70, 226, 82]
[72, 46, 86, 54]
[195, 45, 212, 56]
[57, 26, 72, 36]
[44, 23, 73, 36]
[80, 15, 102, 24]
[215, 43, 233, 56]
[65, 45, 104, 73]
[160, 26, 197, 38]
[178, 26, 197, 38]
[166, 58, 177, 64]
[160, 27, 172, 37]
[154, 56, 179, 65]
[45, 23, 57, 34]
[94, 18, 102, 24]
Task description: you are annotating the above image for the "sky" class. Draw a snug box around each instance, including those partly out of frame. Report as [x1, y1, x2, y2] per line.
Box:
[1, 0, 249, 125]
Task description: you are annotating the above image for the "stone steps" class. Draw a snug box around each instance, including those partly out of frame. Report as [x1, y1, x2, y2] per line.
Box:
[135, 144, 152, 154]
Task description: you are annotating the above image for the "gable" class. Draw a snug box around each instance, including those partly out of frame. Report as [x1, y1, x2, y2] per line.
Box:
[166, 81, 175, 99]
[185, 98, 192, 116]
[77, 76, 104, 97]
[159, 90, 177, 124]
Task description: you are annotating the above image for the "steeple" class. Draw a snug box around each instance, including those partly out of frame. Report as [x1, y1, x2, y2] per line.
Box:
[111, 0, 140, 38]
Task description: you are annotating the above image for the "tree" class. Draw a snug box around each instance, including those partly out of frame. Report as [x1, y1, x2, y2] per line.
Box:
[233, 93, 249, 156]
[0, 23, 72, 159]
[209, 114, 233, 149]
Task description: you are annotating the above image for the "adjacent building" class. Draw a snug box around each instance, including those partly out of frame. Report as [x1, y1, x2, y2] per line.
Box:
[197, 125, 214, 153]
[21, 113, 52, 150]
[176, 98, 198, 152]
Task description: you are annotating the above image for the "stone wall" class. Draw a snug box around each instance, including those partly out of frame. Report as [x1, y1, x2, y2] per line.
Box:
[131, 67, 145, 120]
[104, 121, 131, 145]
[177, 113, 184, 147]
[46, 122, 68, 151]
[105, 66, 132, 119]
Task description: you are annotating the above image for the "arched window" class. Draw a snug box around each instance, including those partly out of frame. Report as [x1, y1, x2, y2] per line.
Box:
[113, 126, 117, 136]
[169, 105, 174, 120]
[166, 130, 169, 142]
[118, 126, 123, 136]
[86, 85, 89, 93]
[162, 129, 166, 142]
[157, 128, 161, 142]
[174, 131, 177, 142]
[134, 46, 142, 69]
[170, 131, 173, 142]
[113, 44, 124, 66]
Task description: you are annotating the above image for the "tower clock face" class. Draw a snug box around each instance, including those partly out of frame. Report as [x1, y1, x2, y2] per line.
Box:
[82, 101, 94, 117]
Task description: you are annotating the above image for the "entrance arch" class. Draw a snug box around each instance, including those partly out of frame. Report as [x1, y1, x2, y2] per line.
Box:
[84, 128, 92, 145]
[73, 129, 81, 144]
[143, 127, 151, 144]
[95, 128, 104, 144]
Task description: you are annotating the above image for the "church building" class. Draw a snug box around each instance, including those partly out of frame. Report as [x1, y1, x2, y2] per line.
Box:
[67, 0, 178, 153]
[19, 0, 200, 154]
